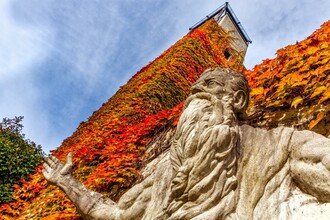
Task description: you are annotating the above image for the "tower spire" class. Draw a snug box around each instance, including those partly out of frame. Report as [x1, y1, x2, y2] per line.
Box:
[190, 2, 251, 56]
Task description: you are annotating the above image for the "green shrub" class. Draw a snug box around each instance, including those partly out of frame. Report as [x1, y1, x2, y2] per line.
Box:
[0, 116, 44, 204]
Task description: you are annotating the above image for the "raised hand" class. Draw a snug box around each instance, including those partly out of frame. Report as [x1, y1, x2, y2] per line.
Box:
[42, 152, 74, 185]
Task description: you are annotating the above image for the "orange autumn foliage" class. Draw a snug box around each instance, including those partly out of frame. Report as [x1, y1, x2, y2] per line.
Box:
[245, 20, 330, 134]
[4, 15, 330, 219]
[0, 19, 243, 219]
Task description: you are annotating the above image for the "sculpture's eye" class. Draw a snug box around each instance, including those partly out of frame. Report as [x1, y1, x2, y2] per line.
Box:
[207, 80, 218, 88]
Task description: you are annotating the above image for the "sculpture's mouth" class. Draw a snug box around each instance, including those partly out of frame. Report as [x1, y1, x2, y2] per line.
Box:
[184, 92, 214, 109]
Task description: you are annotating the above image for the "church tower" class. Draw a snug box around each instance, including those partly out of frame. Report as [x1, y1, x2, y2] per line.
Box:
[190, 2, 251, 58]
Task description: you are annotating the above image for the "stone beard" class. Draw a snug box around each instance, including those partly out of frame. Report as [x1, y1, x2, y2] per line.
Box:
[167, 91, 240, 219]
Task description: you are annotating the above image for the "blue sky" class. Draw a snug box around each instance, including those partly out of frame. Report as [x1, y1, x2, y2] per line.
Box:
[1, 0, 330, 154]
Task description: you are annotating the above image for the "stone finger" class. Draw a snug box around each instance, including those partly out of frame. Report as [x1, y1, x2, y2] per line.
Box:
[50, 155, 61, 164]
[43, 163, 52, 173]
[42, 168, 47, 177]
[44, 157, 55, 167]
[66, 152, 73, 165]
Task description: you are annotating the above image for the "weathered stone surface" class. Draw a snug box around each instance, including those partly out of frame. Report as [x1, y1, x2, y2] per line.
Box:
[43, 68, 330, 219]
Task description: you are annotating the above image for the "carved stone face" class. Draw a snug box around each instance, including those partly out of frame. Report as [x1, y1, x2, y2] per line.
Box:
[190, 68, 233, 100]
[187, 68, 250, 119]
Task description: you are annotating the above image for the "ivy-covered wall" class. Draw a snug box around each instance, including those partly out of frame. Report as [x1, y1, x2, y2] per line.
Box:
[3, 16, 329, 219]
[245, 20, 330, 136]
[0, 19, 243, 219]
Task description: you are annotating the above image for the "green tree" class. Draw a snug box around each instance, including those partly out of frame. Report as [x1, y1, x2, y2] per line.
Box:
[0, 116, 44, 204]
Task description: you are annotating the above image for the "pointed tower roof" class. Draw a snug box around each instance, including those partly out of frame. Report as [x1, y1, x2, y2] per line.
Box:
[190, 2, 252, 45]
[190, 2, 251, 57]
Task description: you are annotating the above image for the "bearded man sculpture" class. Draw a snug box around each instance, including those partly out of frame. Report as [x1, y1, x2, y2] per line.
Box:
[43, 68, 330, 219]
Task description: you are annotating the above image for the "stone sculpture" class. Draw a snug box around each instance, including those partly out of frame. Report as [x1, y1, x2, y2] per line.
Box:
[43, 68, 330, 219]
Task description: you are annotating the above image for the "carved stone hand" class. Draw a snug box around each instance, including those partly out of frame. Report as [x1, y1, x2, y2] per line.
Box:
[42, 153, 74, 185]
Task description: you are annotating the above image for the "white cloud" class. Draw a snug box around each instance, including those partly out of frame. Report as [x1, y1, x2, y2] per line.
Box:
[48, 1, 125, 89]
[0, 0, 55, 153]
[1, 0, 330, 155]
[230, 0, 330, 68]
[0, 0, 53, 78]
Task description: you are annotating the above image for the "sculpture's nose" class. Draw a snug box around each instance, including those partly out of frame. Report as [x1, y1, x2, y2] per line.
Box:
[190, 84, 204, 94]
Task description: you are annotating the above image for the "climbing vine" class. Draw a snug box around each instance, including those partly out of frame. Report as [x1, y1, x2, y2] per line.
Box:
[245, 20, 330, 135]
[0, 19, 243, 219]
[2, 16, 330, 220]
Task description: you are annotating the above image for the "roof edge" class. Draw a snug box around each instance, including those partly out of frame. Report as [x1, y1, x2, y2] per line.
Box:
[189, 2, 252, 45]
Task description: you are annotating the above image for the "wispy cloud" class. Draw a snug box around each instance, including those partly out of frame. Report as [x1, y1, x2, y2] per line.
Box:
[231, 0, 330, 68]
[0, 0, 52, 78]
[1, 0, 330, 153]
[0, 0, 56, 151]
